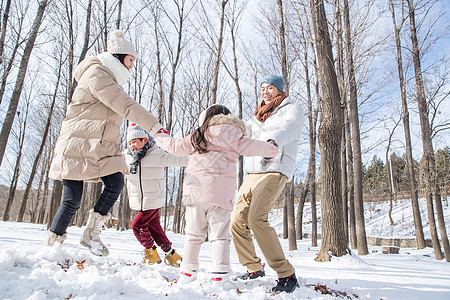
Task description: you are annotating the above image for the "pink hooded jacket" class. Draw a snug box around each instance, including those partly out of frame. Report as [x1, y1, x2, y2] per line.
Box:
[154, 114, 278, 211]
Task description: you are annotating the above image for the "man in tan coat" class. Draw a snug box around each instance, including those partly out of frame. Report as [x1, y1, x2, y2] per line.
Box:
[46, 30, 162, 257]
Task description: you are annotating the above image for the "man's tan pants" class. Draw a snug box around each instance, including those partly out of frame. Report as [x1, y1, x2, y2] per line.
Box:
[231, 172, 295, 278]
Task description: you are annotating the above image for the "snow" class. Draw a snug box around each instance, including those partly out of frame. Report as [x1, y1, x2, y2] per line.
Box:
[1, 198, 450, 299]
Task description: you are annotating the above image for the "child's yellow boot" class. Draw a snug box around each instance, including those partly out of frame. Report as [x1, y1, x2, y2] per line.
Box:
[144, 245, 161, 265]
[164, 249, 182, 267]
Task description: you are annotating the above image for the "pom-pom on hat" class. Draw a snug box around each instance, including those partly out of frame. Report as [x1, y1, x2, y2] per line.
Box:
[260, 74, 285, 92]
[107, 30, 137, 58]
[127, 123, 149, 143]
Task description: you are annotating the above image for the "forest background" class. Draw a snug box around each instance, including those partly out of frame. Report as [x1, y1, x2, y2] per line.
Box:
[0, 0, 449, 261]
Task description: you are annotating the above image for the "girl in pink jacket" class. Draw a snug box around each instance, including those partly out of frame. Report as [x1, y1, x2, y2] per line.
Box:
[154, 104, 278, 288]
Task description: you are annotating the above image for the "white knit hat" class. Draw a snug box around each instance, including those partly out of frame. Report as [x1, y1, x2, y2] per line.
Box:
[107, 30, 137, 58]
[127, 123, 149, 143]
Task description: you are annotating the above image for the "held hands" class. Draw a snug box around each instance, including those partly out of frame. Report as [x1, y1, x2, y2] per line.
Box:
[267, 139, 278, 147]
[260, 157, 275, 169]
[156, 127, 169, 135]
[260, 139, 278, 169]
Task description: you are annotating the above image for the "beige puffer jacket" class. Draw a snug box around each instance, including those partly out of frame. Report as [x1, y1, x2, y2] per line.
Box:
[49, 56, 161, 181]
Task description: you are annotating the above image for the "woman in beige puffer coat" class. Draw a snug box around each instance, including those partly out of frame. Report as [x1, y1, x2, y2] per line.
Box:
[46, 30, 162, 257]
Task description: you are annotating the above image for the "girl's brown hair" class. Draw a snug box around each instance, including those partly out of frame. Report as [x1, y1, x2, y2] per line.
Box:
[191, 104, 231, 154]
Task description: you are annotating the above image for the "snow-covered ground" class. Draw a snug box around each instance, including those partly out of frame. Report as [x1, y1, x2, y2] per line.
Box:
[1, 198, 449, 300]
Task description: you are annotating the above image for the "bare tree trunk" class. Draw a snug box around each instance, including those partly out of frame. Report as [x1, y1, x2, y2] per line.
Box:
[152, 3, 165, 123]
[277, 0, 296, 249]
[0, 30, 21, 105]
[345, 103, 356, 248]
[444, 176, 448, 207]
[311, 49, 320, 248]
[286, 181, 296, 250]
[0, 0, 11, 65]
[117, 189, 124, 230]
[296, 175, 310, 239]
[277, 0, 289, 93]
[116, 0, 122, 29]
[211, 0, 228, 104]
[310, 177, 318, 247]
[0, 0, 49, 166]
[69, 0, 92, 100]
[102, 0, 108, 50]
[342, 0, 368, 255]
[4, 152, 22, 221]
[407, 0, 450, 261]
[340, 127, 348, 242]
[309, 0, 348, 262]
[64, 0, 75, 101]
[295, 17, 313, 240]
[163, 169, 170, 231]
[17, 45, 62, 222]
[166, 0, 186, 132]
[173, 168, 185, 233]
[3, 100, 30, 221]
[295, 15, 318, 242]
[386, 118, 401, 225]
[171, 173, 178, 232]
[421, 161, 443, 258]
[282, 199, 288, 239]
[0, 0, 27, 105]
[37, 147, 52, 224]
[180, 206, 186, 234]
[223, 2, 244, 186]
[33, 155, 48, 224]
[117, 185, 130, 230]
[334, 0, 349, 245]
[122, 187, 131, 230]
[332, 0, 356, 248]
[301, 2, 321, 245]
[389, 0, 425, 249]
[83, 182, 103, 226]
[387, 159, 395, 225]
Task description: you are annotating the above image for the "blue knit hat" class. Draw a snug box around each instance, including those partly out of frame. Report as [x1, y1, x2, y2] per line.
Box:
[261, 74, 285, 92]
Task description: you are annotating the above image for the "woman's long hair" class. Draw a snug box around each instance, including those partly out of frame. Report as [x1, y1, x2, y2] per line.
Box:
[112, 54, 127, 66]
[191, 104, 231, 154]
